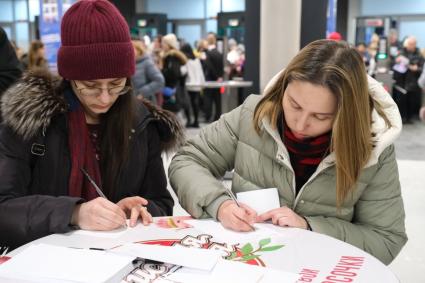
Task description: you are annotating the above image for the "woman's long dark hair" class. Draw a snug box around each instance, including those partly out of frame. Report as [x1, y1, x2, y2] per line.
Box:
[180, 43, 195, 60]
[99, 78, 136, 198]
[61, 79, 136, 199]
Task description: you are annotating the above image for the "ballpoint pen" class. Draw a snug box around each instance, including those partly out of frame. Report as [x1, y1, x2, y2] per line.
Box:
[80, 168, 107, 199]
[80, 168, 127, 227]
[224, 186, 256, 231]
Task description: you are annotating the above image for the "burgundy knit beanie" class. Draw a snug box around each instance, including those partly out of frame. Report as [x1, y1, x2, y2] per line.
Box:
[58, 0, 135, 80]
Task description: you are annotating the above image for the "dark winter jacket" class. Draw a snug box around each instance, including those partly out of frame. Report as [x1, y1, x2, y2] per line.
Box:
[203, 47, 223, 81]
[0, 27, 22, 115]
[398, 48, 424, 92]
[162, 49, 187, 88]
[0, 71, 184, 250]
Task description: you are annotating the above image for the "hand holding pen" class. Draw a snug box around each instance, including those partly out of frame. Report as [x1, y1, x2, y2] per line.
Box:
[217, 187, 257, 232]
[79, 168, 152, 228]
[70, 169, 128, 230]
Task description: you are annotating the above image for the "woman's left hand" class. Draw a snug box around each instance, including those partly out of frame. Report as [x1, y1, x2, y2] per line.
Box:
[116, 196, 153, 227]
[257, 206, 308, 229]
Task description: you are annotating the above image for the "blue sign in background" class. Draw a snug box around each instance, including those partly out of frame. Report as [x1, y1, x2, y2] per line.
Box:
[39, 0, 76, 73]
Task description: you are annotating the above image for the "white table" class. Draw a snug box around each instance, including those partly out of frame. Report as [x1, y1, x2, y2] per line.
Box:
[6, 217, 398, 283]
[186, 80, 253, 113]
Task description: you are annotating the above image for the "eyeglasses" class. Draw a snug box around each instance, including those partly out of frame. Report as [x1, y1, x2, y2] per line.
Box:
[72, 80, 132, 97]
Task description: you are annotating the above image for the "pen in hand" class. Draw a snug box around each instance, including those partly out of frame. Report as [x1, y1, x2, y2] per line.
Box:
[80, 168, 127, 228]
[80, 168, 106, 198]
[224, 186, 256, 231]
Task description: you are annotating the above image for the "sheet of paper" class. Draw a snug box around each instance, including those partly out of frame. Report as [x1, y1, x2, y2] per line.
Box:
[71, 220, 130, 238]
[185, 219, 279, 245]
[164, 267, 213, 283]
[237, 188, 280, 214]
[167, 259, 300, 283]
[0, 244, 135, 283]
[210, 258, 264, 282]
[112, 243, 221, 271]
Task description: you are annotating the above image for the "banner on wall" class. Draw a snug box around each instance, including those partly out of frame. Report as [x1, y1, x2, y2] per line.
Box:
[39, 0, 76, 73]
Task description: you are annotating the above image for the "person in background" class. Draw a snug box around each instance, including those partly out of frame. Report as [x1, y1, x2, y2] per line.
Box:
[0, 27, 22, 96]
[202, 32, 224, 122]
[0, 27, 22, 124]
[388, 29, 401, 68]
[169, 39, 407, 265]
[181, 43, 205, 128]
[21, 40, 48, 71]
[356, 42, 371, 68]
[394, 36, 424, 123]
[161, 33, 190, 123]
[132, 39, 164, 106]
[0, 0, 183, 251]
[150, 34, 163, 69]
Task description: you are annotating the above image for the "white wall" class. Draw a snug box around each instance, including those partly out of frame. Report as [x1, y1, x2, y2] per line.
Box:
[260, 0, 301, 92]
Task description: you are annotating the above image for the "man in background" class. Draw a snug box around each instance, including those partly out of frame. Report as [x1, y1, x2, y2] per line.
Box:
[202, 32, 224, 122]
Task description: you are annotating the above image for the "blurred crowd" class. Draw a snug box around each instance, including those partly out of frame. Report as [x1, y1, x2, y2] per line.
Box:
[3, 26, 425, 126]
[1, 27, 246, 128]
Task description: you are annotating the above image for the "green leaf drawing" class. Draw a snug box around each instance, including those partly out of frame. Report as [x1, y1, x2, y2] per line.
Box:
[241, 243, 253, 255]
[259, 245, 285, 252]
[227, 251, 237, 260]
[259, 238, 271, 247]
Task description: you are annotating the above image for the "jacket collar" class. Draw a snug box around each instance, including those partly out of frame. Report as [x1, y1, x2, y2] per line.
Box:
[1, 70, 185, 151]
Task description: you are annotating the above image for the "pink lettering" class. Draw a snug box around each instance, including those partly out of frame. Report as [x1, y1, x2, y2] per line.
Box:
[297, 268, 320, 282]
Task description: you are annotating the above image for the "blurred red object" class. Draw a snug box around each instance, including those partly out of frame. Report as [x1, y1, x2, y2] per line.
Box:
[327, 32, 342, 41]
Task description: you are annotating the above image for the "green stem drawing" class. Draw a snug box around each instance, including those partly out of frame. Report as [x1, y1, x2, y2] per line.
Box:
[226, 238, 285, 263]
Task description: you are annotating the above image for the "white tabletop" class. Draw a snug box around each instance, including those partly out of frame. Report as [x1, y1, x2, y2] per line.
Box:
[186, 80, 253, 88]
[6, 217, 398, 283]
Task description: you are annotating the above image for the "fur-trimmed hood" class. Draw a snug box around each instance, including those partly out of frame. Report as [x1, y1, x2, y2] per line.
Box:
[1, 70, 185, 151]
[163, 49, 188, 65]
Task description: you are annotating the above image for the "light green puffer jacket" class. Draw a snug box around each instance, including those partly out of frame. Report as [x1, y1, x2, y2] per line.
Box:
[169, 76, 407, 265]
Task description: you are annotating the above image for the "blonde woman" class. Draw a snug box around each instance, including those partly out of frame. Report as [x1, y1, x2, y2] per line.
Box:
[22, 40, 48, 71]
[169, 39, 407, 265]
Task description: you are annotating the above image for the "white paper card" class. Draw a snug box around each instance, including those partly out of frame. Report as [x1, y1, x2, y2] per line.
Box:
[71, 220, 130, 238]
[112, 243, 221, 271]
[0, 244, 135, 283]
[237, 188, 280, 214]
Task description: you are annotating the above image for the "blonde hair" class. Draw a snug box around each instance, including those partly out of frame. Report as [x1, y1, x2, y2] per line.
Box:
[253, 39, 391, 207]
[28, 40, 45, 69]
[132, 40, 145, 57]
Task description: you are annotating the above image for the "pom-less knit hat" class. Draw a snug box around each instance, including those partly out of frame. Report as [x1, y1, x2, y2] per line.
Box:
[162, 33, 179, 50]
[57, 0, 135, 80]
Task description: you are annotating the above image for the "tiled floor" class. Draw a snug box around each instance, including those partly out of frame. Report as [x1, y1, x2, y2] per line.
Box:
[165, 120, 425, 282]
[390, 120, 425, 282]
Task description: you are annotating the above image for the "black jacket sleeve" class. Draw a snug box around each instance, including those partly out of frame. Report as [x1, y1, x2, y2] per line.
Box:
[142, 123, 174, 216]
[0, 27, 22, 95]
[0, 126, 82, 251]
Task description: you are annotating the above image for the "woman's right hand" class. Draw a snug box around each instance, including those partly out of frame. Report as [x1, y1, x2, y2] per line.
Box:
[71, 197, 127, 230]
[217, 200, 257, 232]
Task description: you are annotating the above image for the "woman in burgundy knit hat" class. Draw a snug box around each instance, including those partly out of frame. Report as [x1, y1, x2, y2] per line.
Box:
[0, 0, 184, 251]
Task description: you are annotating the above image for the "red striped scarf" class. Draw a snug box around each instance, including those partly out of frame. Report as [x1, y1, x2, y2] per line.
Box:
[281, 120, 331, 194]
[67, 106, 101, 201]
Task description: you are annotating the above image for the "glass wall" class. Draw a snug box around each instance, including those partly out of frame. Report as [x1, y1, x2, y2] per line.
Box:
[0, 0, 38, 52]
[145, 0, 245, 47]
